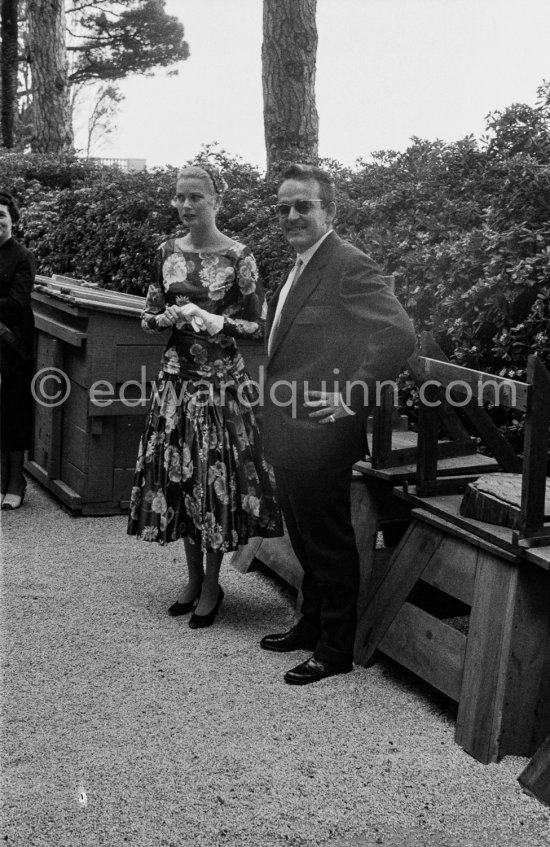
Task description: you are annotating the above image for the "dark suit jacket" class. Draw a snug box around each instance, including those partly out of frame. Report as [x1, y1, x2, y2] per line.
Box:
[263, 232, 415, 469]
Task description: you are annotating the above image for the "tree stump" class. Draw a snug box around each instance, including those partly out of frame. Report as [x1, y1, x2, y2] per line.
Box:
[460, 473, 550, 528]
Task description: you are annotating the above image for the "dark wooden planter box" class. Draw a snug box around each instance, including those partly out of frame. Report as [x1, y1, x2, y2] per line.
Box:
[26, 277, 268, 516]
[27, 277, 167, 515]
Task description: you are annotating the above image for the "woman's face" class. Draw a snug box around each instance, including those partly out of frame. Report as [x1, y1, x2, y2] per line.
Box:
[0, 204, 13, 246]
[173, 176, 219, 228]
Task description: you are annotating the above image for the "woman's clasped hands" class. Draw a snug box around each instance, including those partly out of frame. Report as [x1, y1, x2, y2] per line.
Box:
[157, 302, 217, 333]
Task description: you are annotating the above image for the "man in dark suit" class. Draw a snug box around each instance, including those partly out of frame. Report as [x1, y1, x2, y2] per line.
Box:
[261, 163, 415, 685]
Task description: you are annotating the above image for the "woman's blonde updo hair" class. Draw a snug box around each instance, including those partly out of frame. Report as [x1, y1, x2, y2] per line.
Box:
[176, 164, 227, 197]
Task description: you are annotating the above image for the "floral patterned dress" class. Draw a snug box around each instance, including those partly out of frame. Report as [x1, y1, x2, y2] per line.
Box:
[127, 239, 282, 551]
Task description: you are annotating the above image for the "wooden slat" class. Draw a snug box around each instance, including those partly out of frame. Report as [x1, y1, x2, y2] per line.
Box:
[413, 475, 478, 497]
[408, 335, 523, 474]
[516, 530, 550, 549]
[60, 457, 86, 500]
[50, 274, 146, 307]
[416, 382, 440, 495]
[397, 489, 550, 570]
[24, 460, 83, 511]
[354, 452, 499, 482]
[88, 397, 153, 417]
[377, 438, 477, 470]
[36, 275, 146, 316]
[251, 534, 303, 589]
[230, 538, 265, 574]
[71, 299, 143, 317]
[519, 735, 550, 807]
[418, 333, 475, 442]
[455, 549, 518, 763]
[355, 520, 443, 666]
[520, 356, 550, 538]
[409, 508, 519, 564]
[497, 564, 550, 758]
[420, 532, 477, 605]
[398, 490, 520, 554]
[412, 356, 528, 411]
[379, 602, 466, 701]
[32, 289, 81, 316]
[63, 421, 87, 474]
[371, 382, 395, 468]
[351, 477, 409, 652]
[43, 337, 63, 478]
[34, 313, 87, 347]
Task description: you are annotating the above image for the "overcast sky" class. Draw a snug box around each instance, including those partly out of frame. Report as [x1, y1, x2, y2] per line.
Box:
[73, 0, 550, 171]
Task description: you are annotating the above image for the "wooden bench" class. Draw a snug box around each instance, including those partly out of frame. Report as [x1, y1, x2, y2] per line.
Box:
[357, 338, 550, 763]
[232, 353, 499, 664]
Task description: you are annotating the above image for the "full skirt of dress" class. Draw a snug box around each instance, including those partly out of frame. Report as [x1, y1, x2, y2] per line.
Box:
[127, 360, 282, 551]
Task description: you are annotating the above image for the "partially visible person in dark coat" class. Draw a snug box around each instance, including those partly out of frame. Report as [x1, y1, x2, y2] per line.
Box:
[0, 189, 35, 510]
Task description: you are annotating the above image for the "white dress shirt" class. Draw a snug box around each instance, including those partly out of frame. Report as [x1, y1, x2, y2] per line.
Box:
[268, 230, 333, 355]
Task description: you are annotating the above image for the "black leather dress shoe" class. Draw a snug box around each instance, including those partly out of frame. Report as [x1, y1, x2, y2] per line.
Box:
[260, 626, 318, 653]
[283, 656, 353, 685]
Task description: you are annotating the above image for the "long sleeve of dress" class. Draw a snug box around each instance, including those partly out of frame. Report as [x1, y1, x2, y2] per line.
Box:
[140, 243, 267, 341]
[219, 250, 266, 342]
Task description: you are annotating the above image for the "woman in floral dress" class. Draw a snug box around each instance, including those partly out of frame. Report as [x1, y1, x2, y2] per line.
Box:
[128, 165, 282, 627]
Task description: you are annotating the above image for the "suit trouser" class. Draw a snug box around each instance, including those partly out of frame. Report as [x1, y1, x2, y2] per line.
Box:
[274, 465, 360, 666]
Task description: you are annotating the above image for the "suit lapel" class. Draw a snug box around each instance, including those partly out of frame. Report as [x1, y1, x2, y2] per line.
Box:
[266, 277, 287, 340]
[268, 232, 338, 361]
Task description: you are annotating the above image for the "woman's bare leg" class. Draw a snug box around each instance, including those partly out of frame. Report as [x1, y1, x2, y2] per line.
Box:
[194, 550, 223, 615]
[176, 537, 205, 603]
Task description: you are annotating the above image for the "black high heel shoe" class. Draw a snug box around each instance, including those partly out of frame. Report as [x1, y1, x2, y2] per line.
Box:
[168, 591, 201, 617]
[189, 587, 224, 629]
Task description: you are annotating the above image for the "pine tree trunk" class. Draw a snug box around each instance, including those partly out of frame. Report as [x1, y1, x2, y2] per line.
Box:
[1, 0, 19, 148]
[27, 0, 73, 153]
[262, 0, 319, 180]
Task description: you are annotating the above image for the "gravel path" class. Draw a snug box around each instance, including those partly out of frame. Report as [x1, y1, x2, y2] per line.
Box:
[2, 479, 550, 846]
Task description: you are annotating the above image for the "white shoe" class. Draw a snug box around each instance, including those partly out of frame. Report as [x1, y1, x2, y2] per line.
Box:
[1, 489, 26, 510]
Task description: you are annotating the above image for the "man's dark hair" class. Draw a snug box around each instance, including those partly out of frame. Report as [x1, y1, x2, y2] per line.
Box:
[279, 164, 335, 205]
[0, 189, 20, 224]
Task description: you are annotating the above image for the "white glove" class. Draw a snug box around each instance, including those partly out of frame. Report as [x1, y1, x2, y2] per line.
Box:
[178, 303, 224, 335]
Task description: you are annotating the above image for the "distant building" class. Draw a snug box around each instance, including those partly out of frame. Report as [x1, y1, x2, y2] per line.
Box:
[87, 158, 146, 172]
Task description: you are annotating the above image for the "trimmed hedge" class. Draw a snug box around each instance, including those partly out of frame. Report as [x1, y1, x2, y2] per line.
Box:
[2, 83, 550, 393]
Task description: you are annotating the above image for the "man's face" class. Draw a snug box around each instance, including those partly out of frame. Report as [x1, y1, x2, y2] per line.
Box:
[277, 179, 334, 254]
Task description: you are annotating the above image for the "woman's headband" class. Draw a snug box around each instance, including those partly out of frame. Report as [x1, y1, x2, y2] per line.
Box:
[177, 164, 227, 196]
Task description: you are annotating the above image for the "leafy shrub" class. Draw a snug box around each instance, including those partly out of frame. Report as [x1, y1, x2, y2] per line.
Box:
[2, 82, 550, 402]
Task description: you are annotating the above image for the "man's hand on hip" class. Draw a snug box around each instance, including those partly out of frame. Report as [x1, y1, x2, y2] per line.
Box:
[304, 391, 355, 424]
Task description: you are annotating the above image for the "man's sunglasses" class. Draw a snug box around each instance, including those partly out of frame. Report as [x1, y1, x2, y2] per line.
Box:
[274, 200, 325, 216]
